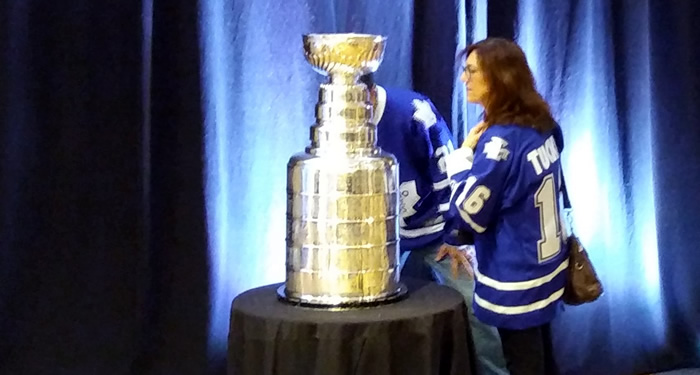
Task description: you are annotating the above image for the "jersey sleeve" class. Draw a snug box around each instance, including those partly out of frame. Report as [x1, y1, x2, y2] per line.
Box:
[441, 146, 474, 245]
[448, 130, 513, 234]
[404, 98, 454, 226]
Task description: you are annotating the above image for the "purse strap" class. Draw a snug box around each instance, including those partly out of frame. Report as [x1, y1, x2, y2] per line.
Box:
[559, 167, 576, 236]
[561, 168, 572, 209]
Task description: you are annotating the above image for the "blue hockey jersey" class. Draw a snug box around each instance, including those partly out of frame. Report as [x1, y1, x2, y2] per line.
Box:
[448, 123, 568, 329]
[374, 86, 464, 251]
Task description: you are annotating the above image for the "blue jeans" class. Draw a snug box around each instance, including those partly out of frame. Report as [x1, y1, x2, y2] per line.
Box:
[401, 244, 509, 375]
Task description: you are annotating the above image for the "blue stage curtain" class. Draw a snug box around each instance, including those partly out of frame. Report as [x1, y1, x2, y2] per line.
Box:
[1, 1, 698, 373]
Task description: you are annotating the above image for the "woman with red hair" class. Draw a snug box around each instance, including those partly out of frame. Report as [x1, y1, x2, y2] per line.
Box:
[450, 38, 566, 375]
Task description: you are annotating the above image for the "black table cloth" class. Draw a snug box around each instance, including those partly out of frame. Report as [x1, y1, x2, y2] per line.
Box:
[228, 279, 476, 375]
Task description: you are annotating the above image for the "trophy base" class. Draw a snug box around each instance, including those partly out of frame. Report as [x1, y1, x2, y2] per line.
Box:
[276, 283, 408, 309]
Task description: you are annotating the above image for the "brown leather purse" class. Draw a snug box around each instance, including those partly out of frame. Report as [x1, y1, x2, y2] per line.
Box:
[563, 234, 603, 305]
[560, 175, 603, 305]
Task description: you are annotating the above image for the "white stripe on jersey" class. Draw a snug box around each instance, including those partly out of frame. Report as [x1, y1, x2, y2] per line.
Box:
[400, 222, 445, 238]
[453, 176, 486, 233]
[459, 210, 487, 233]
[451, 176, 477, 206]
[475, 257, 569, 291]
[433, 178, 450, 190]
[444, 147, 474, 178]
[474, 287, 564, 315]
[438, 203, 449, 213]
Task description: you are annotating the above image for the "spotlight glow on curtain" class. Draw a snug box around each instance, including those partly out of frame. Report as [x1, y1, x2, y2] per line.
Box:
[199, 1, 698, 373]
[199, 0, 416, 354]
[200, 0, 325, 353]
[514, 1, 668, 373]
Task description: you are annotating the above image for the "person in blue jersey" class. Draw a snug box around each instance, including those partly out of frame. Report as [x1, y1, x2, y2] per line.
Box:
[449, 37, 566, 375]
[360, 73, 509, 375]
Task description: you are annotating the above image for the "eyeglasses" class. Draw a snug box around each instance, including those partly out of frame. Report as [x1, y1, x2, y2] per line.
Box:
[462, 66, 479, 79]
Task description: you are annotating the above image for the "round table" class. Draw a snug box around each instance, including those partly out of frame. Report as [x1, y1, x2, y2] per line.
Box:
[227, 279, 476, 375]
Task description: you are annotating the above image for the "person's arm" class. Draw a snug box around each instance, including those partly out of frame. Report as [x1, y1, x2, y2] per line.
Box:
[401, 98, 454, 228]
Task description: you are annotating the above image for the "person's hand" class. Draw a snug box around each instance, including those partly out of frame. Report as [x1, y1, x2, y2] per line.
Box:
[463, 121, 488, 150]
[435, 244, 474, 279]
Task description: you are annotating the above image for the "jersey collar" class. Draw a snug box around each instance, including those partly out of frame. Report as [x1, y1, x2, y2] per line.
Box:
[372, 85, 387, 125]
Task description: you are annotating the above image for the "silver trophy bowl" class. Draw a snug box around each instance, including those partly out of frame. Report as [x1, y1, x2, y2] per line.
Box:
[278, 33, 406, 306]
[302, 33, 386, 83]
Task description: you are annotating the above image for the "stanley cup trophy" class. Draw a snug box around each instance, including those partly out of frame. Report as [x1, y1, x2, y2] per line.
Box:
[277, 33, 407, 306]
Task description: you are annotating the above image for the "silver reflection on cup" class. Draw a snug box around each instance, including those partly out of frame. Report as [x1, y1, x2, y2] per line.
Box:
[277, 33, 406, 306]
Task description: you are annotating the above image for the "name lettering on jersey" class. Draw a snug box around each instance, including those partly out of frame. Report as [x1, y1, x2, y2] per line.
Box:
[483, 136, 510, 161]
[527, 135, 560, 175]
[411, 99, 437, 128]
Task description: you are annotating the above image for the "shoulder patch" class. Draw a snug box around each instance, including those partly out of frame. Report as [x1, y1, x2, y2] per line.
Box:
[483, 136, 510, 161]
[411, 99, 437, 128]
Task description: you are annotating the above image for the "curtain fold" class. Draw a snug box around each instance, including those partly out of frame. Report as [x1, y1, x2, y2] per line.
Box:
[1, 1, 149, 373]
[1, 1, 698, 374]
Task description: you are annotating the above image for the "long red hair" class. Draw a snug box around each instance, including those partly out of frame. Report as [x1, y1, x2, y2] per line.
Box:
[460, 38, 555, 132]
